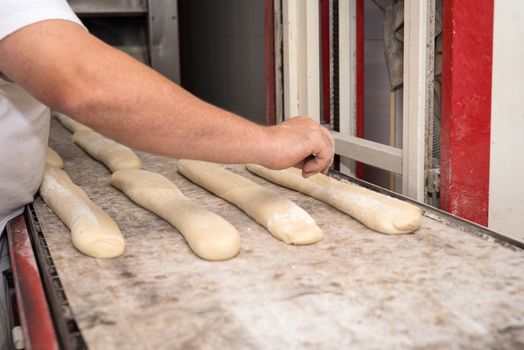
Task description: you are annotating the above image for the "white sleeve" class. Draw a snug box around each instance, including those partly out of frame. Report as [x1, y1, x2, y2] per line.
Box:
[0, 0, 86, 40]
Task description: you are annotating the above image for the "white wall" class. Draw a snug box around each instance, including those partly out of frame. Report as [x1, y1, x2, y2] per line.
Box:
[489, 1, 524, 241]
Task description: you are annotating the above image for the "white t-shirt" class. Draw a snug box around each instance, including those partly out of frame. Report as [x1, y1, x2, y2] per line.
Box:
[0, 1, 84, 233]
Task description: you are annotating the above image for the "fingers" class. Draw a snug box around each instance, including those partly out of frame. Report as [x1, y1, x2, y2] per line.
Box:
[268, 116, 335, 176]
[320, 127, 335, 173]
[301, 127, 335, 177]
[301, 152, 331, 177]
[293, 159, 306, 169]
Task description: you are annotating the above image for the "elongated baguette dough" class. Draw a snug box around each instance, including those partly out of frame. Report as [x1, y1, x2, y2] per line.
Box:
[177, 160, 323, 245]
[46, 147, 64, 168]
[54, 112, 91, 133]
[39, 167, 125, 258]
[73, 129, 141, 173]
[247, 165, 422, 234]
[111, 169, 240, 261]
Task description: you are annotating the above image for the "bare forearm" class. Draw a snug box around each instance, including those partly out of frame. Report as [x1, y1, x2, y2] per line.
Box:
[0, 20, 272, 165]
[67, 54, 271, 164]
[0, 20, 334, 174]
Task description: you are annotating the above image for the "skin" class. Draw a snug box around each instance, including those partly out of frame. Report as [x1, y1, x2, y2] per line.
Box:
[0, 20, 334, 176]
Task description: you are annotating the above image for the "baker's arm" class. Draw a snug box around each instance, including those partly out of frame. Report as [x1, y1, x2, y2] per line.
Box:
[0, 20, 333, 176]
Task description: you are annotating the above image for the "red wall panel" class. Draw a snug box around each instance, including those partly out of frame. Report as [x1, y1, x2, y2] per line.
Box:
[441, 0, 494, 225]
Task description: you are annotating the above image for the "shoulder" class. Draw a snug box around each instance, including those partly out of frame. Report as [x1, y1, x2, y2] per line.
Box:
[0, 0, 84, 41]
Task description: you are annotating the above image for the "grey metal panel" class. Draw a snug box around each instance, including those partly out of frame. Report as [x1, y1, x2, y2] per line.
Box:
[148, 0, 181, 83]
[177, 0, 266, 123]
[116, 45, 149, 63]
[80, 17, 150, 64]
[68, 0, 148, 16]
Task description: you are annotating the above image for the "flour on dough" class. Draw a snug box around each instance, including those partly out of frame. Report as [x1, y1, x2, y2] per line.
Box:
[247, 164, 422, 234]
[177, 160, 323, 245]
[46, 147, 64, 168]
[54, 112, 91, 133]
[73, 129, 141, 173]
[39, 167, 125, 258]
[111, 169, 240, 261]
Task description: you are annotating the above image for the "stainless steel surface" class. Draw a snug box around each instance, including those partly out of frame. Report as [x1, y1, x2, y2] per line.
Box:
[148, 0, 181, 83]
[80, 16, 150, 64]
[35, 118, 524, 349]
[69, 0, 180, 83]
[68, 0, 148, 16]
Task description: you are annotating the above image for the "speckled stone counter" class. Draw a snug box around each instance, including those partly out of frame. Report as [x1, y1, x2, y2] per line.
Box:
[34, 118, 524, 349]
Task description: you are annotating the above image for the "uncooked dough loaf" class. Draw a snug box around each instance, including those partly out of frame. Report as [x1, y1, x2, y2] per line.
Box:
[54, 112, 91, 133]
[247, 165, 422, 234]
[177, 160, 323, 245]
[73, 129, 141, 173]
[46, 147, 64, 168]
[111, 169, 240, 261]
[39, 167, 125, 258]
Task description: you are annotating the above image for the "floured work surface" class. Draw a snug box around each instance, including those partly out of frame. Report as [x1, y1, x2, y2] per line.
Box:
[34, 119, 524, 349]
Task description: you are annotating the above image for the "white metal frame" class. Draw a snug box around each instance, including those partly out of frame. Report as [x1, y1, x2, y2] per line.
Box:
[338, 0, 356, 135]
[281, 0, 433, 201]
[402, 0, 434, 201]
[338, 0, 357, 175]
[282, 0, 321, 122]
[333, 132, 403, 174]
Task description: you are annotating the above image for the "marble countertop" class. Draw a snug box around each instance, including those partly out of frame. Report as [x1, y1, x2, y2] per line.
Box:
[33, 118, 524, 349]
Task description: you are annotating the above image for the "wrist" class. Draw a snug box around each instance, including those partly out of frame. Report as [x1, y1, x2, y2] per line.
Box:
[254, 125, 278, 168]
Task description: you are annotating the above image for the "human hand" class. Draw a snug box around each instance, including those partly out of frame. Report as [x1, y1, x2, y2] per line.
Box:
[263, 116, 335, 177]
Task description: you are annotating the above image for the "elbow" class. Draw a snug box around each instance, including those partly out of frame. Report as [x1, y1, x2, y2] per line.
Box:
[50, 74, 105, 126]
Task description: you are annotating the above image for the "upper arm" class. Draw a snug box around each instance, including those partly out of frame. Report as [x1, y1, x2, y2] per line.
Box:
[0, 20, 115, 112]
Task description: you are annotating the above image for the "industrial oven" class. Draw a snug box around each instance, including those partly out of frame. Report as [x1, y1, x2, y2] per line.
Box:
[2, 1, 524, 348]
